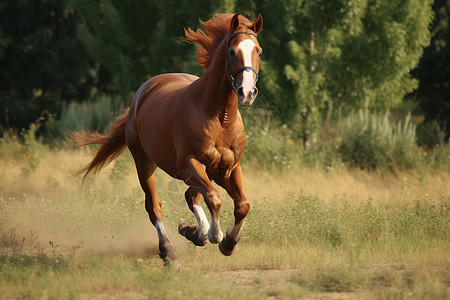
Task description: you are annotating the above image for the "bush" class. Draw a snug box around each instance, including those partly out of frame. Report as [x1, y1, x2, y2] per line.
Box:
[336, 110, 421, 171]
[45, 96, 126, 140]
[243, 124, 301, 169]
[426, 143, 450, 172]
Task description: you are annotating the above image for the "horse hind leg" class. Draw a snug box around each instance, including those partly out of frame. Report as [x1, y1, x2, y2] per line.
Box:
[142, 169, 178, 265]
[130, 150, 178, 266]
[178, 187, 210, 246]
[126, 114, 178, 265]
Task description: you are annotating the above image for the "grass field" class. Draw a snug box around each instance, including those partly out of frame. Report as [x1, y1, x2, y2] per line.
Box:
[0, 138, 449, 299]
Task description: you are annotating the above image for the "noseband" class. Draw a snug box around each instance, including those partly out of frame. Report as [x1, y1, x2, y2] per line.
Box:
[226, 31, 259, 92]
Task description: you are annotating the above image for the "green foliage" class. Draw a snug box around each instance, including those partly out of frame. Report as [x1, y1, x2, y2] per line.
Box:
[60, 96, 125, 133]
[0, 0, 438, 146]
[242, 110, 450, 172]
[413, 0, 450, 141]
[425, 143, 450, 172]
[0, 0, 443, 177]
[45, 96, 125, 139]
[71, 0, 215, 96]
[0, 0, 109, 132]
[337, 110, 420, 171]
[250, 0, 434, 142]
[244, 124, 300, 169]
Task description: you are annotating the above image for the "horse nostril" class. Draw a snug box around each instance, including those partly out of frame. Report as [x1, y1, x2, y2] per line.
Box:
[236, 87, 244, 98]
[252, 87, 258, 98]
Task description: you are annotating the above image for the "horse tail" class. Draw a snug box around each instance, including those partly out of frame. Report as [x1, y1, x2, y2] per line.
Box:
[71, 108, 129, 183]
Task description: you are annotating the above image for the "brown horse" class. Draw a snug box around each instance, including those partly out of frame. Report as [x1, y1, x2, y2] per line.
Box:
[72, 13, 263, 264]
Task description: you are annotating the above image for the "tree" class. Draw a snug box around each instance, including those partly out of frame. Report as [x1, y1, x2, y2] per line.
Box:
[413, 0, 450, 142]
[237, 0, 434, 145]
[3, 0, 432, 139]
[0, 0, 109, 132]
[71, 0, 217, 97]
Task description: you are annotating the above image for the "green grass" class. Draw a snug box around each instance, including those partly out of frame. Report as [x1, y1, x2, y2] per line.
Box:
[0, 135, 449, 299]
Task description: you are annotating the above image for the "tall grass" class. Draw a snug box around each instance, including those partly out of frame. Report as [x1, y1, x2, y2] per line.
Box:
[45, 96, 126, 140]
[248, 192, 450, 252]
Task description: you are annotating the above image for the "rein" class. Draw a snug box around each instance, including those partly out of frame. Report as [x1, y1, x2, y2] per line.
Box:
[226, 31, 259, 92]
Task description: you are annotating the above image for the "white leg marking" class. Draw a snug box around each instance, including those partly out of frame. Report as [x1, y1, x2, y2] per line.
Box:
[208, 214, 223, 244]
[155, 220, 169, 241]
[238, 39, 257, 96]
[192, 204, 210, 242]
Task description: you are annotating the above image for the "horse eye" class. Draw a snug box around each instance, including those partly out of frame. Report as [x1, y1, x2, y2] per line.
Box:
[259, 50, 263, 57]
[229, 49, 236, 57]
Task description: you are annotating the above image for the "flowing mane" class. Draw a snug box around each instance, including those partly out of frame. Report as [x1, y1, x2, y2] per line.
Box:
[184, 13, 253, 69]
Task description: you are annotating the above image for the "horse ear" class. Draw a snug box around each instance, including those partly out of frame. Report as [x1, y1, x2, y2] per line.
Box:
[230, 13, 240, 32]
[251, 14, 263, 34]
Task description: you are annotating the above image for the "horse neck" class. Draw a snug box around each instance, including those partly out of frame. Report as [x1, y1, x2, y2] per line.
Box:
[198, 38, 238, 126]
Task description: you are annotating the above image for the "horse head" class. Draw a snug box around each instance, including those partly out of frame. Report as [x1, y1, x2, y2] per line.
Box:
[226, 13, 263, 107]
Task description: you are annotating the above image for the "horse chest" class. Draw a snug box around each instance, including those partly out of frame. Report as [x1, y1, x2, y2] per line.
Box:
[201, 144, 237, 180]
[188, 118, 244, 179]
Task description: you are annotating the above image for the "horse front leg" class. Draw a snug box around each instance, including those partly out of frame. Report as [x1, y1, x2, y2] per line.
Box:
[179, 157, 223, 245]
[178, 187, 210, 246]
[217, 164, 250, 256]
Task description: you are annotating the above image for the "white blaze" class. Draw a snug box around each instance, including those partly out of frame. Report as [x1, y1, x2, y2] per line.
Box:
[238, 39, 256, 96]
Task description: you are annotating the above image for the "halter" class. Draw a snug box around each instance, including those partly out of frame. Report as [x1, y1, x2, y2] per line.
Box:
[226, 31, 259, 92]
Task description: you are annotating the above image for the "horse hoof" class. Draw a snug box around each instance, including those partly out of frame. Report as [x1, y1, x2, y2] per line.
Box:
[208, 230, 223, 244]
[178, 222, 207, 246]
[219, 239, 236, 256]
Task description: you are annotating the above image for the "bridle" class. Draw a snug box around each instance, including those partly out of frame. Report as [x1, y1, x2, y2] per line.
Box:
[226, 31, 259, 92]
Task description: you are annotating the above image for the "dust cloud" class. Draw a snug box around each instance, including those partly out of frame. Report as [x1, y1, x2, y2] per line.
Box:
[1, 211, 160, 258]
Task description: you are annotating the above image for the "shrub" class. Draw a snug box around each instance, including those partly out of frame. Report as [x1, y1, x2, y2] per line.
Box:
[243, 124, 301, 169]
[427, 143, 450, 172]
[45, 96, 126, 139]
[20, 123, 47, 176]
[336, 110, 421, 171]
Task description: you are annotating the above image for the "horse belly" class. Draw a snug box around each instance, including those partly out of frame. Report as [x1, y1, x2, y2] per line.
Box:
[135, 104, 179, 178]
[134, 74, 197, 178]
[139, 123, 179, 176]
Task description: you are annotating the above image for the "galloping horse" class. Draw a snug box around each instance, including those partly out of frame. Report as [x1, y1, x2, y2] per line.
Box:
[72, 13, 263, 264]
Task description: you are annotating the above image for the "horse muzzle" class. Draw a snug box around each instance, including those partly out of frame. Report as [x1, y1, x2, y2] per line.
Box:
[235, 67, 259, 106]
[237, 85, 258, 106]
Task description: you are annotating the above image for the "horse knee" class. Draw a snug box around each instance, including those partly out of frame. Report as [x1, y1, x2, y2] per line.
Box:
[235, 198, 250, 221]
[205, 190, 221, 215]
